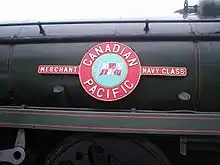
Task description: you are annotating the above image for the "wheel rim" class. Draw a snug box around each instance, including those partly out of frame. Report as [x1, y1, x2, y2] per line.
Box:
[46, 134, 171, 165]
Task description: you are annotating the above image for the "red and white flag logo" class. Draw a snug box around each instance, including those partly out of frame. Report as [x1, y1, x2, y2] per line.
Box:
[98, 62, 123, 77]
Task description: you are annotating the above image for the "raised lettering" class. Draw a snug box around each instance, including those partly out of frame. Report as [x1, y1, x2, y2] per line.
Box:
[97, 88, 104, 98]
[74, 66, 77, 72]
[64, 67, 68, 72]
[151, 68, 155, 73]
[83, 78, 94, 86]
[112, 87, 119, 98]
[124, 80, 134, 89]
[120, 47, 126, 55]
[112, 44, 120, 53]
[54, 67, 58, 72]
[106, 89, 110, 99]
[128, 58, 138, 67]
[89, 53, 98, 61]
[162, 68, 166, 74]
[147, 68, 151, 74]
[180, 68, 186, 75]
[170, 68, 175, 74]
[105, 44, 111, 52]
[40, 67, 45, 72]
[122, 51, 131, 60]
[82, 59, 92, 67]
[121, 84, 128, 94]
[89, 85, 97, 94]
[175, 68, 180, 75]
[142, 67, 146, 74]
[59, 67, 63, 72]
[68, 67, 73, 73]
[95, 46, 104, 55]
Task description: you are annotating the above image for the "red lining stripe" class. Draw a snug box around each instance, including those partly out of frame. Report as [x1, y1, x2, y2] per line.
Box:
[0, 110, 219, 120]
[0, 122, 219, 133]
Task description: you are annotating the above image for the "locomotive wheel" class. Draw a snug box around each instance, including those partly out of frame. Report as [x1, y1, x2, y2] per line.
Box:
[45, 134, 171, 165]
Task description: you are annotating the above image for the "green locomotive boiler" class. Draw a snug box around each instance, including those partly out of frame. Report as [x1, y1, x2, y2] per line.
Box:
[0, 0, 220, 165]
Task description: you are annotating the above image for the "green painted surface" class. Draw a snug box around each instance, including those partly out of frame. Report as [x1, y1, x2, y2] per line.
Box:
[0, 108, 220, 135]
[0, 16, 220, 134]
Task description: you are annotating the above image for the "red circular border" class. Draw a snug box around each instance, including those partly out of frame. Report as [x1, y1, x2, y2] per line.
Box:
[79, 42, 141, 101]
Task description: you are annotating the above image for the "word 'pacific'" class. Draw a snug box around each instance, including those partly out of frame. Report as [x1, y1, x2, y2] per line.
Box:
[83, 78, 134, 99]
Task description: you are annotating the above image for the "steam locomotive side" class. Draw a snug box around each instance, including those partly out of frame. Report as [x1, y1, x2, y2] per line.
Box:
[0, 0, 220, 165]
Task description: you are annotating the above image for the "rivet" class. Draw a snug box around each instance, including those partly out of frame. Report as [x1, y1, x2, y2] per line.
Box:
[178, 92, 191, 101]
[53, 85, 64, 93]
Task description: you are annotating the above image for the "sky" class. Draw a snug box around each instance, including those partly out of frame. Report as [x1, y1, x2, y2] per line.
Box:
[0, 0, 199, 21]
